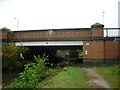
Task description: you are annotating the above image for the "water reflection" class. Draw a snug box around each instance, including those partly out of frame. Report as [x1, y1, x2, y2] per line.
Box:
[2, 70, 21, 87]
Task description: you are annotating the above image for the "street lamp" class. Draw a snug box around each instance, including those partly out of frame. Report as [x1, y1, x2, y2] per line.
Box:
[103, 12, 105, 24]
[14, 18, 19, 30]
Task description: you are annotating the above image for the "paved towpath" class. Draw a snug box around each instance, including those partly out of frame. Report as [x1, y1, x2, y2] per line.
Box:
[83, 68, 112, 89]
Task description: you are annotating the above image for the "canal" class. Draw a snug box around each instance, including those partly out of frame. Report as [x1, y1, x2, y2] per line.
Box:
[2, 70, 21, 87]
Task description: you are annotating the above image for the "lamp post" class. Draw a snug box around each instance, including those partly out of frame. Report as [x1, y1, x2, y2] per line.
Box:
[14, 18, 19, 30]
[103, 12, 105, 24]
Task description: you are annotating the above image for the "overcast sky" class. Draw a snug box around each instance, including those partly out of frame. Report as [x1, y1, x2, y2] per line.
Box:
[0, 0, 119, 31]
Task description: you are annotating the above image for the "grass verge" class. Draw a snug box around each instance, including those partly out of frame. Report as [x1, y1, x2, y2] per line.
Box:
[94, 65, 120, 88]
[38, 66, 93, 88]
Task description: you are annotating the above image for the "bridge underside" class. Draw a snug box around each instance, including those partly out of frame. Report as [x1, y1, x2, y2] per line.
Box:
[24, 46, 83, 64]
[15, 41, 83, 46]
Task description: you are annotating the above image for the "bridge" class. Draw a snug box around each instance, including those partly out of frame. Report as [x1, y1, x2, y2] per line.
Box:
[12, 28, 89, 46]
[1, 23, 120, 64]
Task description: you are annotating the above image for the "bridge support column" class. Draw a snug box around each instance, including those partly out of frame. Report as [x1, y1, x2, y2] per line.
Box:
[83, 23, 105, 65]
[83, 23, 120, 65]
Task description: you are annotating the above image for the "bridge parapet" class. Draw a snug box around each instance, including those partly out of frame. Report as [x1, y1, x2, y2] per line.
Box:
[12, 28, 91, 42]
[1, 27, 120, 42]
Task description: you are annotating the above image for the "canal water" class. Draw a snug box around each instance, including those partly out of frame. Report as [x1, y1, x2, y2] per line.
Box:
[2, 70, 21, 87]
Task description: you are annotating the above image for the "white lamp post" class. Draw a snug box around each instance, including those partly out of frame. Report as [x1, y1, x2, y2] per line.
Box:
[103, 12, 105, 24]
[14, 18, 19, 30]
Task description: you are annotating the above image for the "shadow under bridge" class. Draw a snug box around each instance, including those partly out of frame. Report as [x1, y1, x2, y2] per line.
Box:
[16, 41, 83, 65]
[24, 45, 83, 64]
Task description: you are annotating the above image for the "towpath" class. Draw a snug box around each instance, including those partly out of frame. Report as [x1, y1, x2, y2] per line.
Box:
[83, 68, 112, 88]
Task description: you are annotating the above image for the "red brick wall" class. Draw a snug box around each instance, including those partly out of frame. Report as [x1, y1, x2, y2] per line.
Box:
[83, 41, 104, 62]
[104, 42, 118, 59]
[0, 32, 2, 39]
[13, 31, 90, 39]
[92, 29, 103, 37]
[83, 41, 92, 59]
[83, 40, 119, 63]
[2, 32, 7, 39]
[91, 41, 104, 62]
[118, 42, 120, 62]
[104, 41, 119, 63]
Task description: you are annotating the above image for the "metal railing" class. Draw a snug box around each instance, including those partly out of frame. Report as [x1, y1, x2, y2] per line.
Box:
[104, 28, 120, 37]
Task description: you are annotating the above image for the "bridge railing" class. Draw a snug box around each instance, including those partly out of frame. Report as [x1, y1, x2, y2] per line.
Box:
[104, 28, 120, 37]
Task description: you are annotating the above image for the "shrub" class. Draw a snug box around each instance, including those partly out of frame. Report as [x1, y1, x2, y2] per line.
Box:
[5, 54, 57, 88]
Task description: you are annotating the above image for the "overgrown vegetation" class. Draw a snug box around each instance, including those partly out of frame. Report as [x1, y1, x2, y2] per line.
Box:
[95, 65, 120, 88]
[5, 55, 57, 88]
[2, 44, 29, 70]
[1, 28, 29, 70]
[0, 27, 14, 42]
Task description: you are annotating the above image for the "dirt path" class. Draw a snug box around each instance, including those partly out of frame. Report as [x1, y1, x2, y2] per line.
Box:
[83, 68, 112, 88]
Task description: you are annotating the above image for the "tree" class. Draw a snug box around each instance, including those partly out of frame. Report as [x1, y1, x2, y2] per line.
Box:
[0, 27, 14, 42]
[2, 44, 29, 70]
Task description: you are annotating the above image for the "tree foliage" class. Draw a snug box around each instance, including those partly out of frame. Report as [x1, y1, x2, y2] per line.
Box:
[2, 44, 28, 58]
[2, 44, 29, 70]
[0, 27, 14, 42]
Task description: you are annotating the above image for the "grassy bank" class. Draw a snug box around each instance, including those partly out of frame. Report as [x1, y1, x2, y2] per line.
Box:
[38, 67, 93, 88]
[94, 65, 120, 88]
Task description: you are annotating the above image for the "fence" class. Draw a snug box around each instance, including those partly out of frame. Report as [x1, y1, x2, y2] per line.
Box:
[104, 28, 120, 37]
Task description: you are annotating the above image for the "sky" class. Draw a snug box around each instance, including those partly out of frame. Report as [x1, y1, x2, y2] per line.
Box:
[0, 0, 120, 31]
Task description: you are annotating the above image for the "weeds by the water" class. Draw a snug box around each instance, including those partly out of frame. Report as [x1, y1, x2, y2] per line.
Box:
[4, 54, 57, 88]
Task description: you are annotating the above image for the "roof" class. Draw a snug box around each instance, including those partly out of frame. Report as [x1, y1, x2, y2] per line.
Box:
[91, 22, 104, 27]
